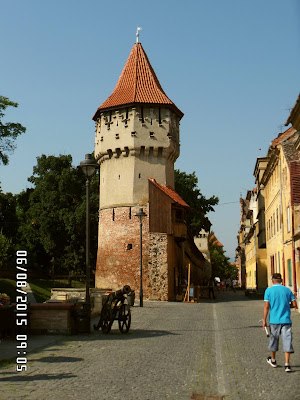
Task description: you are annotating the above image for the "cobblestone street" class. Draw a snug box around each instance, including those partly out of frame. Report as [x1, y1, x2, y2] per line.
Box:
[1, 291, 299, 400]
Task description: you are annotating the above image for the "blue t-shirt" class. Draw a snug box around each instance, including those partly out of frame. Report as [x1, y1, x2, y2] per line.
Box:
[264, 284, 295, 324]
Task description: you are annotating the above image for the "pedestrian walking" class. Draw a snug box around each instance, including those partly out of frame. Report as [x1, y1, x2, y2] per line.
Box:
[208, 278, 215, 299]
[262, 273, 298, 372]
[220, 280, 225, 292]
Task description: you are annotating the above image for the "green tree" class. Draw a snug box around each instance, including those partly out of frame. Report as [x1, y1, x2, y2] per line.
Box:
[20, 154, 99, 274]
[0, 229, 13, 268]
[174, 169, 219, 235]
[0, 192, 19, 266]
[0, 192, 19, 238]
[0, 96, 26, 165]
[208, 232, 237, 279]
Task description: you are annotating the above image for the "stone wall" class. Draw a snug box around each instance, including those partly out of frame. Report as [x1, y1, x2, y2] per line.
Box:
[147, 233, 169, 300]
[50, 288, 106, 316]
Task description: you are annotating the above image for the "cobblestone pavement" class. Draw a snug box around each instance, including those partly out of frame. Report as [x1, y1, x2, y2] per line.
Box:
[0, 291, 299, 400]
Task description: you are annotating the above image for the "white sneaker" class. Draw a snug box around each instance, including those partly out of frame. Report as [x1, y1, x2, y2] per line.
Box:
[266, 357, 277, 368]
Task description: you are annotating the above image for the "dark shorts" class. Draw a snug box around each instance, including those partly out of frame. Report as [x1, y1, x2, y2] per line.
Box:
[268, 324, 294, 353]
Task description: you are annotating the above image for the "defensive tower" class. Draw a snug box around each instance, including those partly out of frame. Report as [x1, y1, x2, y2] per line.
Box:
[93, 42, 183, 209]
[93, 41, 184, 296]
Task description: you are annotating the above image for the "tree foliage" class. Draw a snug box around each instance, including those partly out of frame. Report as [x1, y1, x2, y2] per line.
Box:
[174, 169, 219, 235]
[0, 96, 26, 165]
[208, 232, 237, 279]
[0, 153, 99, 274]
[0, 192, 19, 266]
[0, 192, 18, 238]
[13, 154, 99, 274]
[0, 230, 13, 268]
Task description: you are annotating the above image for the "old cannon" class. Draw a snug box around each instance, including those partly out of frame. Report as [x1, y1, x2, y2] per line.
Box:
[94, 285, 133, 334]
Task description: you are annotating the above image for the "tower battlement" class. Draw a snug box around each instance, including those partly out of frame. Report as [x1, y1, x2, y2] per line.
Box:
[95, 105, 180, 164]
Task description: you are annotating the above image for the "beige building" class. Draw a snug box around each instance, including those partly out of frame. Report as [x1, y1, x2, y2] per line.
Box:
[285, 93, 300, 306]
[245, 221, 267, 290]
[240, 189, 267, 291]
[260, 126, 298, 296]
[238, 93, 300, 306]
[194, 229, 211, 279]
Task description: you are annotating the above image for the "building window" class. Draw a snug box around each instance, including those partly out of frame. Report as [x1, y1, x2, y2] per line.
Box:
[127, 244, 133, 250]
[112, 208, 115, 221]
[287, 206, 291, 232]
[280, 208, 282, 229]
[271, 255, 274, 275]
[175, 209, 184, 222]
[276, 208, 279, 232]
[271, 217, 273, 238]
[273, 213, 275, 235]
[129, 207, 131, 219]
[141, 106, 144, 123]
[288, 259, 292, 286]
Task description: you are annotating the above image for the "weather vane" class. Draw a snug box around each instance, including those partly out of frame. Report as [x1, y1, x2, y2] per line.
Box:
[136, 26, 142, 43]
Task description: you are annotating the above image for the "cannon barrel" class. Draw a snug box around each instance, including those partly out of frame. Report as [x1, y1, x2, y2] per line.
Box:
[113, 285, 132, 300]
[122, 285, 131, 294]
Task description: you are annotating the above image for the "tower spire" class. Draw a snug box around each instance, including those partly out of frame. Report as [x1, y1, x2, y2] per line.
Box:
[136, 26, 142, 43]
[93, 41, 183, 120]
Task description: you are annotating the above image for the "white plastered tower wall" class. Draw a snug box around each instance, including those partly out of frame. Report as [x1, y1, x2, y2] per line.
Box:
[94, 105, 180, 209]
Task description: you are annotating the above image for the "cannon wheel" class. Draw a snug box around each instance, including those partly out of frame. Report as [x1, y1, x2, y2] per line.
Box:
[118, 304, 131, 333]
[100, 305, 113, 334]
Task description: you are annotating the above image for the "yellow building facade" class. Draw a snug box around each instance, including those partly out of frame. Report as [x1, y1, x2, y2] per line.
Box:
[285, 94, 300, 305]
[245, 222, 267, 290]
[238, 93, 300, 306]
[262, 127, 297, 291]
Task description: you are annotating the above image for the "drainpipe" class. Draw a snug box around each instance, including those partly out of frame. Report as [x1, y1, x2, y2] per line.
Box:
[253, 224, 258, 290]
[291, 210, 297, 297]
[279, 157, 286, 285]
[282, 253, 285, 286]
[291, 201, 298, 298]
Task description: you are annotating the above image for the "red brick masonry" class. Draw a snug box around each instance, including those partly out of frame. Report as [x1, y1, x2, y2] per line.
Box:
[29, 303, 76, 334]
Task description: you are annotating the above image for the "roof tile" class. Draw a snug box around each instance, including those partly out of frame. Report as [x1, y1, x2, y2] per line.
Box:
[271, 126, 296, 147]
[148, 178, 189, 208]
[93, 43, 183, 119]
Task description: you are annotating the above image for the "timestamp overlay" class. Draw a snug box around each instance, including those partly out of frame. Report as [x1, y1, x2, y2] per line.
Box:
[15, 250, 28, 372]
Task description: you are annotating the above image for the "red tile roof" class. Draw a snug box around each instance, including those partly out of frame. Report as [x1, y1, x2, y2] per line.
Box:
[209, 234, 223, 248]
[271, 127, 296, 147]
[93, 43, 183, 119]
[148, 178, 190, 208]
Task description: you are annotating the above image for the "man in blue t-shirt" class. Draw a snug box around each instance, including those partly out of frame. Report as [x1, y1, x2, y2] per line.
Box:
[263, 273, 298, 372]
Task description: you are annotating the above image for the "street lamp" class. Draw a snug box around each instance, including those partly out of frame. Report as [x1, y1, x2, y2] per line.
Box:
[79, 154, 98, 314]
[135, 208, 147, 307]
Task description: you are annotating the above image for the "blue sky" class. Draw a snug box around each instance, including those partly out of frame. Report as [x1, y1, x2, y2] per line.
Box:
[1, 0, 300, 261]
